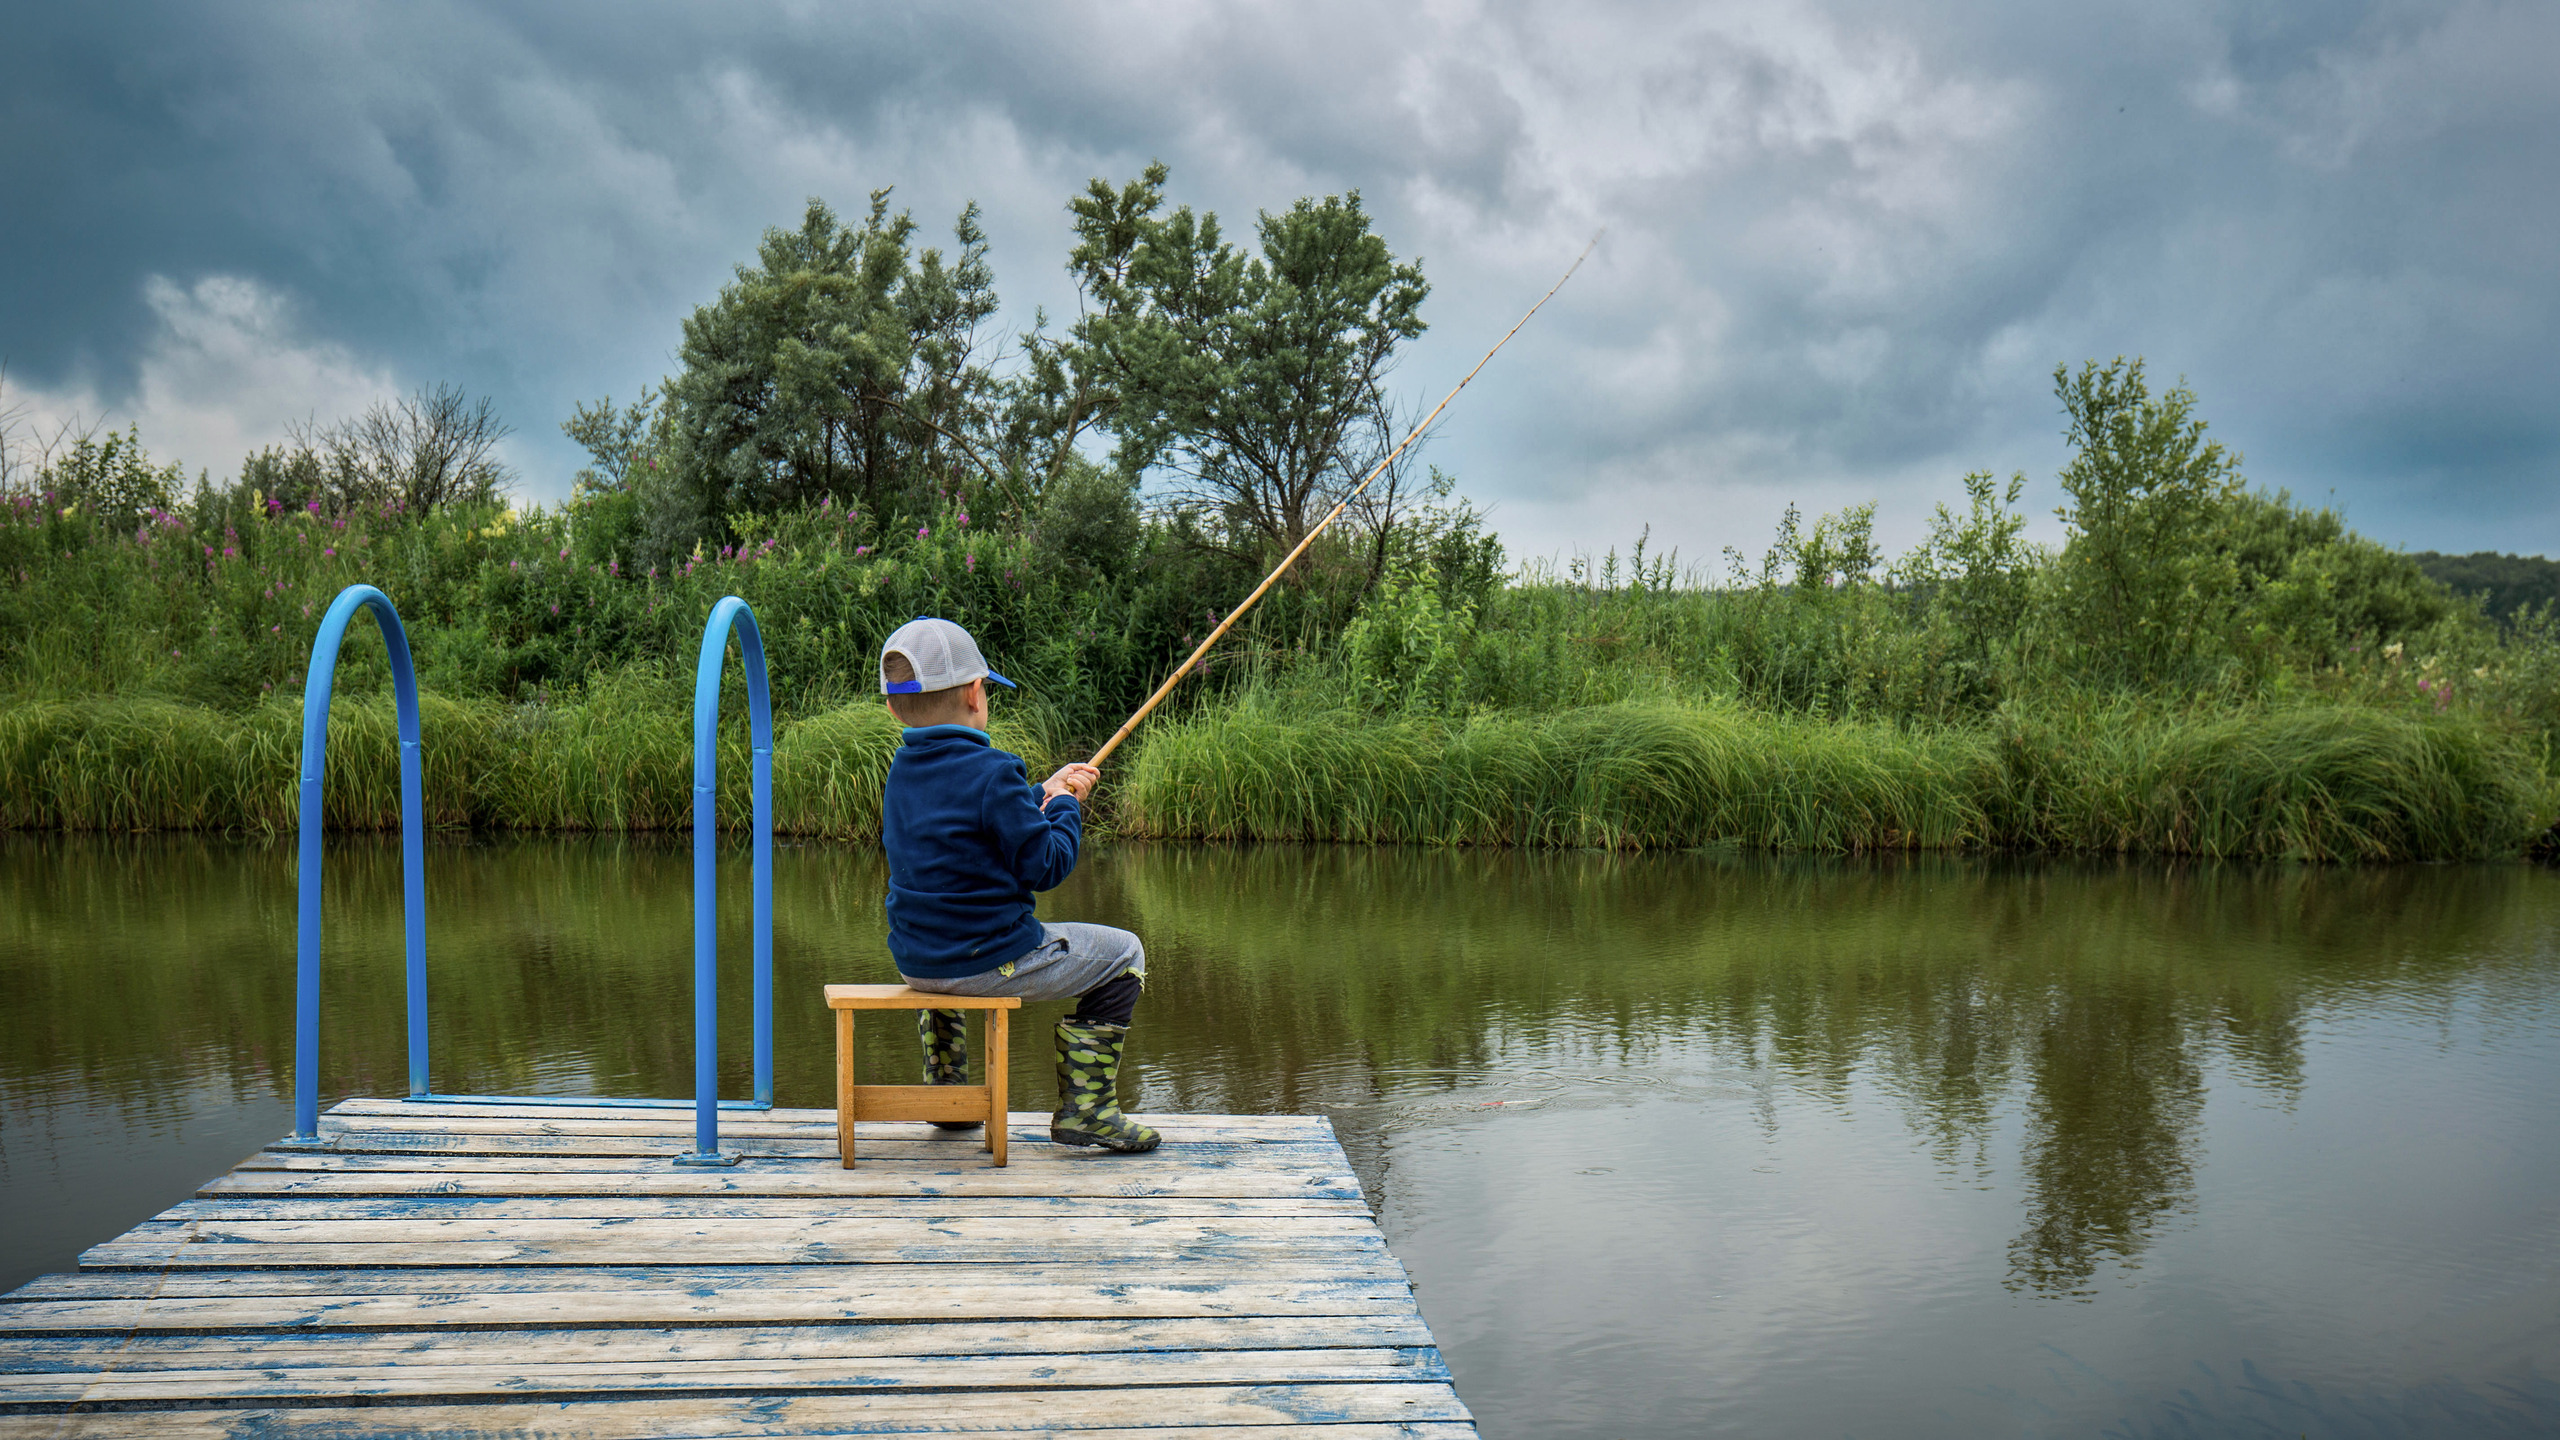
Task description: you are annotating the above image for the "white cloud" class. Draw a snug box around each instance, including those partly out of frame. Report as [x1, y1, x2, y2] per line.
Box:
[9, 275, 402, 480]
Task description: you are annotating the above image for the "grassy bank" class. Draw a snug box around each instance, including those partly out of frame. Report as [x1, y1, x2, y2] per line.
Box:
[0, 693, 1055, 841]
[8, 689, 2546, 862]
[1118, 700, 2555, 862]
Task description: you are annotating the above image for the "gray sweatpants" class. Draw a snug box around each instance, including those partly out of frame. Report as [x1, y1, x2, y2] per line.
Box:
[900, 922, 1146, 1004]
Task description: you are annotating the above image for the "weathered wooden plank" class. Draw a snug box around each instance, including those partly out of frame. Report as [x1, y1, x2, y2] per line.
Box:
[5, 1259, 1411, 1303]
[0, 1315, 1440, 1373]
[272, 1132, 1333, 1155]
[205, 1165, 1360, 1202]
[284, 1132, 1346, 1163]
[329, 1100, 1333, 1137]
[10, 1414, 1474, 1424]
[83, 1238, 1392, 1272]
[123, 1214, 1379, 1245]
[0, 1381, 1469, 1433]
[250, 1142, 1341, 1171]
[0, 1414, 1484, 1424]
[315, 1115, 1333, 1148]
[0, 1345, 1449, 1406]
[0, 1276, 1425, 1334]
[157, 1195, 1374, 1221]
[81, 1216, 1391, 1272]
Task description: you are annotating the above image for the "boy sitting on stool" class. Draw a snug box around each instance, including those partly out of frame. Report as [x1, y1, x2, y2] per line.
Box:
[876, 617, 1160, 1153]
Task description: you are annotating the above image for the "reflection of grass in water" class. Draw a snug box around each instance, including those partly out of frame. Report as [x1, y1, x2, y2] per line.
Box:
[1120, 700, 2555, 862]
[1116, 845, 2560, 1294]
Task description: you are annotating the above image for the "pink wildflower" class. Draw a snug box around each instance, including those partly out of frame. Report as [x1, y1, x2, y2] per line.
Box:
[916, 526, 929, 540]
[957, 512, 969, 527]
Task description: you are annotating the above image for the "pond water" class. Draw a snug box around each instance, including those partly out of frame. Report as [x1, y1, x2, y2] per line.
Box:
[3, 835, 2557, 1438]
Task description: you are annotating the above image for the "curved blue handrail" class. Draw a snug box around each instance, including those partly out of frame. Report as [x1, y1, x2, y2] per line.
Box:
[678, 596, 775, 1166]
[290, 584, 428, 1141]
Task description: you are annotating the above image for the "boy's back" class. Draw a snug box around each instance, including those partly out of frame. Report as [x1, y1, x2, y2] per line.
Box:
[881, 723, 1079, 978]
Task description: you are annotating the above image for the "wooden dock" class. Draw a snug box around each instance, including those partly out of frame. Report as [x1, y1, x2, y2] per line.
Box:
[0, 1099, 1474, 1437]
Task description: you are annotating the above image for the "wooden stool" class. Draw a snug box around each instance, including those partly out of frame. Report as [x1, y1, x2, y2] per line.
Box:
[825, 984, 1022, 1168]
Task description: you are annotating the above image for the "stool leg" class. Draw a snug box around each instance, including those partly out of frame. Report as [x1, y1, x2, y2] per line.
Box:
[836, 1006, 856, 1169]
[988, 1007, 1009, 1167]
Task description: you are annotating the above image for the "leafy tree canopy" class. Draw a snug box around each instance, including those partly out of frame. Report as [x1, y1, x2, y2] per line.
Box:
[647, 193, 1004, 562]
[1064, 170, 1429, 558]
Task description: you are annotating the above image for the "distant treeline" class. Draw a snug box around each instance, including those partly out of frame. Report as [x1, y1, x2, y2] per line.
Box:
[2411, 551, 2560, 627]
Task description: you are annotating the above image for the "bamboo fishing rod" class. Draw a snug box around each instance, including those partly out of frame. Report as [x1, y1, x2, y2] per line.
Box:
[1086, 232, 1602, 770]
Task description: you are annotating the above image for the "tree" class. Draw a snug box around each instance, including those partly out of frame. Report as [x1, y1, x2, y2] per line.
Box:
[562, 389, 658, 498]
[40, 425, 181, 528]
[997, 167, 1165, 492]
[647, 194, 1005, 561]
[2040, 359, 2248, 686]
[288, 384, 514, 513]
[1067, 169, 1429, 559]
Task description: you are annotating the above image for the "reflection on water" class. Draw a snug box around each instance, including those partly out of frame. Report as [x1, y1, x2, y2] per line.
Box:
[3, 835, 2557, 1437]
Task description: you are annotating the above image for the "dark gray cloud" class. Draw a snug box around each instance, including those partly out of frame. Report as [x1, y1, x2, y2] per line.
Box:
[5, 0, 2551, 558]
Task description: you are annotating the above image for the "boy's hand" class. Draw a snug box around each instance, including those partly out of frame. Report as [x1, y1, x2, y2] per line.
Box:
[1041, 763, 1100, 808]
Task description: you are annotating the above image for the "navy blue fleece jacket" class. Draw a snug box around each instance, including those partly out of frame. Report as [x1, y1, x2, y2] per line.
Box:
[880, 724, 1081, 978]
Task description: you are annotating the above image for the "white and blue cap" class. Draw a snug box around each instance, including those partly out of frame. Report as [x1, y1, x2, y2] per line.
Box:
[880, 616, 1016, 694]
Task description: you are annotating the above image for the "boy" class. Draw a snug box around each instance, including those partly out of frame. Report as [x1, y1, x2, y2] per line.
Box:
[875, 616, 1160, 1153]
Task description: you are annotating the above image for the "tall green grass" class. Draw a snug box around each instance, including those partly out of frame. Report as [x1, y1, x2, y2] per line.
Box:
[1120, 700, 2555, 862]
[1, 688, 2547, 860]
[1117, 702, 1997, 851]
[0, 694, 1053, 840]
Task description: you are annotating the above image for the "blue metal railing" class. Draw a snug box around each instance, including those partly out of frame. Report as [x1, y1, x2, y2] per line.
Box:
[676, 596, 775, 1167]
[286, 585, 428, 1142]
[287, 584, 776, 1160]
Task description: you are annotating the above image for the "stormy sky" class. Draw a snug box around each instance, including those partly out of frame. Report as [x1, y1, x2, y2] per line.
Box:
[5, 0, 2553, 561]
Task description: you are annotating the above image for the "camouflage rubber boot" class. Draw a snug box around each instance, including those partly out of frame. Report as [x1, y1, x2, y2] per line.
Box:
[918, 1008, 979, 1132]
[1050, 1019, 1160, 1152]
